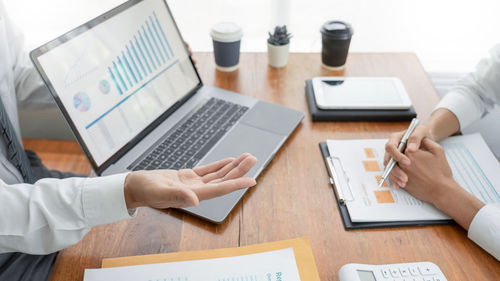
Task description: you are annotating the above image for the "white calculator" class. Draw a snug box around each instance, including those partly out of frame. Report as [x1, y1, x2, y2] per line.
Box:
[339, 262, 448, 281]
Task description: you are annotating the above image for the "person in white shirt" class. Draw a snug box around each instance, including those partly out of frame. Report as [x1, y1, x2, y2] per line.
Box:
[0, 2, 257, 281]
[384, 44, 500, 261]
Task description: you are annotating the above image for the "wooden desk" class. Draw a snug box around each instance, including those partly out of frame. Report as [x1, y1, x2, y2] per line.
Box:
[24, 53, 500, 281]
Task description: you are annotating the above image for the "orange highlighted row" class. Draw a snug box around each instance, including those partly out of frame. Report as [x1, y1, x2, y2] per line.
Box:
[364, 148, 375, 158]
[374, 190, 395, 204]
[375, 175, 388, 187]
[363, 160, 380, 172]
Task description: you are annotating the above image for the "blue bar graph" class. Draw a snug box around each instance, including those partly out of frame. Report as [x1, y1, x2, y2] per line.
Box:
[138, 28, 156, 70]
[122, 52, 137, 84]
[153, 11, 174, 57]
[108, 67, 122, 95]
[126, 46, 143, 81]
[150, 16, 169, 60]
[107, 11, 175, 96]
[147, 21, 165, 64]
[134, 36, 152, 75]
[117, 56, 133, 88]
[113, 61, 127, 91]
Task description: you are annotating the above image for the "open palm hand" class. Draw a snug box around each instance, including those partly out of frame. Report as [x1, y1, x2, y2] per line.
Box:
[124, 153, 257, 209]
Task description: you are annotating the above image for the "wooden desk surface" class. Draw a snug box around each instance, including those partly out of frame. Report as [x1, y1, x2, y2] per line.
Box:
[24, 53, 500, 281]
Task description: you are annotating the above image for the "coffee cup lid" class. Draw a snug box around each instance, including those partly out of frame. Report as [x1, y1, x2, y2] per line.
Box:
[210, 22, 243, 43]
[320, 21, 353, 40]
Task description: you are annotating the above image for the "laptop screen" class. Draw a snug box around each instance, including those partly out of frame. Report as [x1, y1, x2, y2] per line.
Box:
[37, 0, 199, 166]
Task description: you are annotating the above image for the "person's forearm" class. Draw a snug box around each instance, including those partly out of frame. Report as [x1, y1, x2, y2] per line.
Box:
[0, 174, 131, 254]
[426, 108, 461, 142]
[433, 181, 485, 230]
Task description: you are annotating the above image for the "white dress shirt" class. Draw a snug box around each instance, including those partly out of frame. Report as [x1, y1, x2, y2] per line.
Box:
[436, 44, 500, 261]
[0, 1, 133, 255]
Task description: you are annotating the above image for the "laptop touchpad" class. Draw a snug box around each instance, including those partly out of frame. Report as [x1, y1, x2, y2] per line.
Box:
[239, 101, 304, 135]
[184, 123, 284, 223]
[196, 123, 284, 179]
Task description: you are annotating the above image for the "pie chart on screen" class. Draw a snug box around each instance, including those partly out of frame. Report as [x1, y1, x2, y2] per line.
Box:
[73, 92, 91, 112]
[99, 79, 110, 94]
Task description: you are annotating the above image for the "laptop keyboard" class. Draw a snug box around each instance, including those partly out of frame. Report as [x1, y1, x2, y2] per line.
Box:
[128, 97, 249, 171]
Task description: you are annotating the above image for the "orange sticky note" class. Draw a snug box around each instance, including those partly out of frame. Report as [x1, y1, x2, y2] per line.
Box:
[364, 148, 375, 158]
[374, 190, 395, 204]
[376, 175, 388, 187]
[363, 160, 380, 172]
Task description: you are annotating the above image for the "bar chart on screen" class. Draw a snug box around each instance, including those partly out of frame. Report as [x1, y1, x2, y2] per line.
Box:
[38, 0, 199, 165]
[107, 11, 176, 96]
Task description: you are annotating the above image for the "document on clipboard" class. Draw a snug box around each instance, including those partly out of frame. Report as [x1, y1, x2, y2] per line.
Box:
[319, 133, 500, 229]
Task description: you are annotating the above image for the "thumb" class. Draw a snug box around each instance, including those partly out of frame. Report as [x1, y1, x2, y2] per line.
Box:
[164, 188, 200, 208]
[420, 137, 443, 154]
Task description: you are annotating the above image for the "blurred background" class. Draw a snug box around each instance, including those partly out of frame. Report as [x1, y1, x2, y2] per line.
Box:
[4, 0, 500, 152]
[5, 0, 500, 72]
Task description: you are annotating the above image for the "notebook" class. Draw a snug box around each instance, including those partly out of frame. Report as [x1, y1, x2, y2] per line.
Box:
[305, 79, 417, 121]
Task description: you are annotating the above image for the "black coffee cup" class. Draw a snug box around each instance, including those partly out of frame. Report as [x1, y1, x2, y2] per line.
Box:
[320, 21, 353, 69]
[210, 22, 243, 72]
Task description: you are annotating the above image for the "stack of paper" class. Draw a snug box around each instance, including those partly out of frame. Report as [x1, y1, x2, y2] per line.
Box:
[84, 238, 320, 281]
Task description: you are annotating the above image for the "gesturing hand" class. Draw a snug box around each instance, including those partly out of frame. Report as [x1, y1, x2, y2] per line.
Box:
[124, 153, 257, 209]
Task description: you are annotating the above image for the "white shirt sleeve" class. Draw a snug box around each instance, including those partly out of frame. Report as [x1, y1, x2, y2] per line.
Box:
[435, 44, 500, 129]
[0, 173, 135, 255]
[468, 204, 500, 261]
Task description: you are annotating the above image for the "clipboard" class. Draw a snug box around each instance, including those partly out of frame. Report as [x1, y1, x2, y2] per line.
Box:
[319, 142, 454, 230]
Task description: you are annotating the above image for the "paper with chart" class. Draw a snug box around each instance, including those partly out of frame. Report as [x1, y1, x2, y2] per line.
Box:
[83, 248, 301, 281]
[327, 133, 500, 222]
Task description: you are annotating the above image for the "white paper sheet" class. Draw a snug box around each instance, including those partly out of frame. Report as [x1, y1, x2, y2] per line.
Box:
[327, 133, 500, 222]
[83, 248, 301, 281]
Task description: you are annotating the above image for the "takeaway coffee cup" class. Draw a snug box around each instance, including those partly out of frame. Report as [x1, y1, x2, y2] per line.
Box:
[320, 21, 353, 69]
[210, 22, 243, 72]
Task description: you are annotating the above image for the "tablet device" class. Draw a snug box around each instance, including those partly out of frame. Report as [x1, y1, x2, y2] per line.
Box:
[312, 77, 412, 110]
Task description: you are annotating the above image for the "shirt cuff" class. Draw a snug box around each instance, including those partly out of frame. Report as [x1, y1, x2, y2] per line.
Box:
[434, 91, 483, 130]
[82, 173, 135, 227]
[468, 204, 500, 261]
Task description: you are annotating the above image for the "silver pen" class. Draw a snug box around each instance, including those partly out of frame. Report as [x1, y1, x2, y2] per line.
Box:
[379, 118, 420, 187]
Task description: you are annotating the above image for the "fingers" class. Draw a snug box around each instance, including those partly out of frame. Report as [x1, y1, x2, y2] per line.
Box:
[193, 157, 234, 176]
[184, 41, 196, 65]
[195, 177, 257, 201]
[385, 131, 410, 166]
[211, 154, 257, 183]
[184, 41, 193, 55]
[200, 153, 255, 183]
[405, 125, 428, 152]
[388, 165, 408, 188]
[420, 138, 444, 154]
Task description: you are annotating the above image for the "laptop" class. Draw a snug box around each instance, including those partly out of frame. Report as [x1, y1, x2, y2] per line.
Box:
[30, 0, 304, 223]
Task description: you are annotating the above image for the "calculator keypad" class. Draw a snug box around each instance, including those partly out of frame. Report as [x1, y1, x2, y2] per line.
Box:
[380, 264, 445, 281]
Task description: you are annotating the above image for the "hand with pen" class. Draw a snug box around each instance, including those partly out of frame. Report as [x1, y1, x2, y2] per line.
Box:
[382, 109, 484, 230]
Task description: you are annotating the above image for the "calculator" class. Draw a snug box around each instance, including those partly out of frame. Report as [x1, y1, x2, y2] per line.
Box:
[339, 262, 448, 281]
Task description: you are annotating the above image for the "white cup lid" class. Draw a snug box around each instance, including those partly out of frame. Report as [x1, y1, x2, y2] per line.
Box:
[210, 22, 243, 42]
